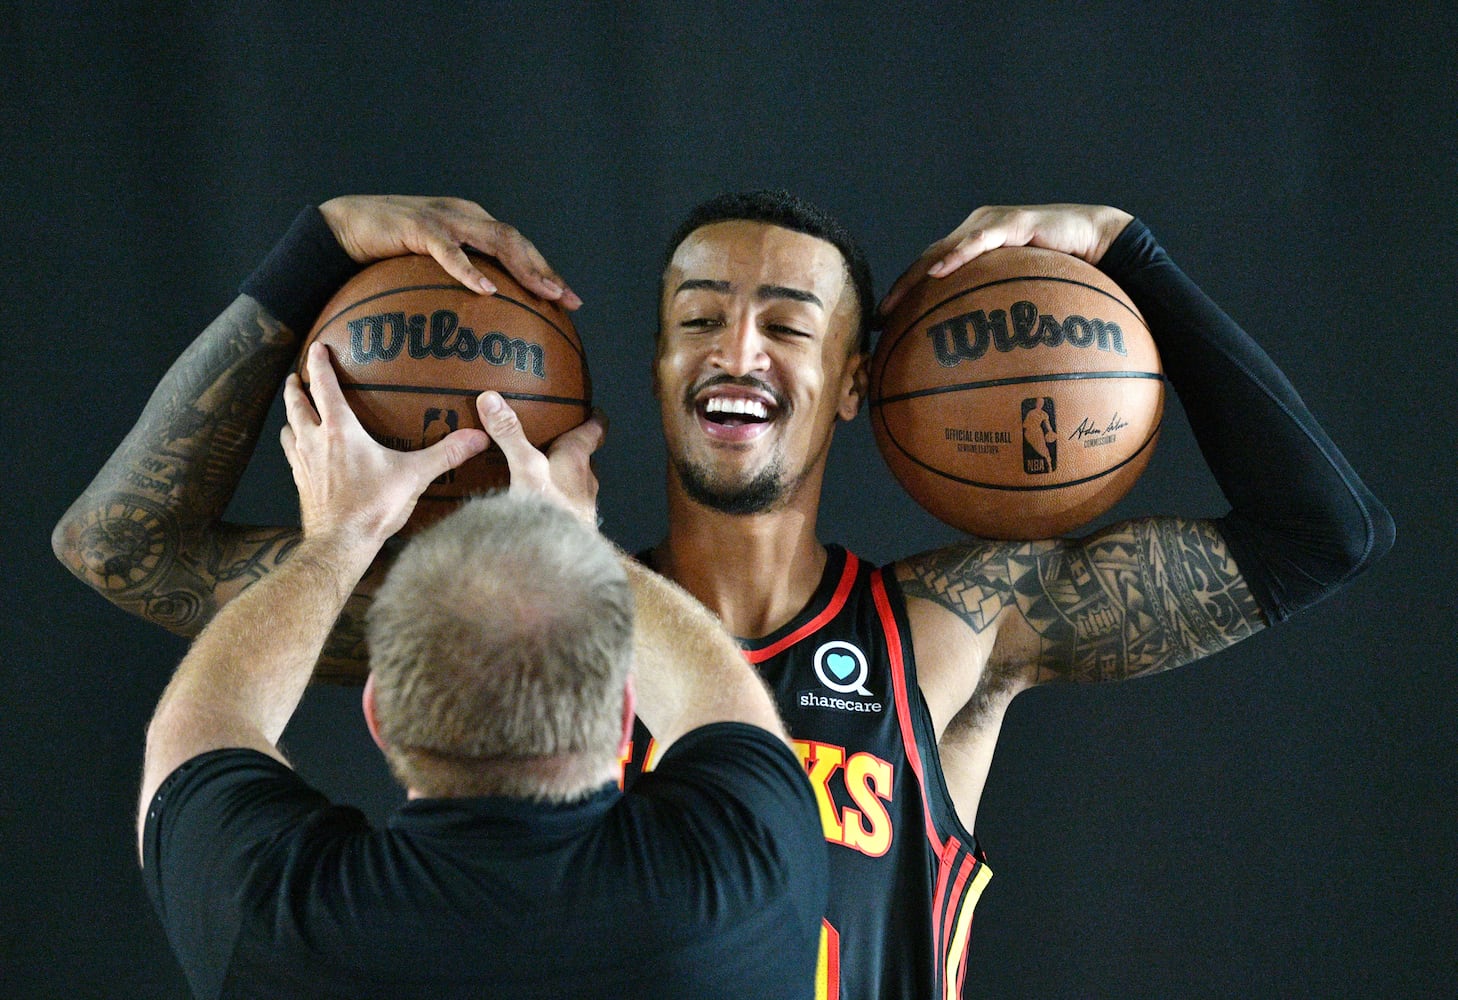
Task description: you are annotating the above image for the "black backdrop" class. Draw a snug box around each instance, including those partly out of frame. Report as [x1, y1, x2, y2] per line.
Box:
[5, 5, 1455, 998]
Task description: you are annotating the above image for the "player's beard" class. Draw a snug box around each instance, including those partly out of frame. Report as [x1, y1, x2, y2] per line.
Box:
[672, 373, 799, 515]
[672, 452, 791, 515]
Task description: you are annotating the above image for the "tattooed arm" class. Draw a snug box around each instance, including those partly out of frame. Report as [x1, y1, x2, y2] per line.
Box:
[886, 203, 1391, 736]
[52, 296, 306, 635]
[899, 518, 1266, 732]
[53, 196, 582, 683]
[49, 294, 384, 680]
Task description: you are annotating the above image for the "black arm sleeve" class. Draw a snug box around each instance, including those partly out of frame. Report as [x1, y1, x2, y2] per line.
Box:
[1098, 220, 1395, 624]
[239, 206, 362, 335]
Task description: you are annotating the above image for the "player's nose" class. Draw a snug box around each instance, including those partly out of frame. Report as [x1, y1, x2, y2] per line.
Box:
[709, 313, 770, 376]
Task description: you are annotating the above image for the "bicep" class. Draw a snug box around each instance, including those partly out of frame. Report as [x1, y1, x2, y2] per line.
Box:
[67, 511, 377, 681]
[54, 501, 302, 635]
[1015, 516, 1267, 684]
[897, 516, 1268, 713]
[138, 702, 286, 861]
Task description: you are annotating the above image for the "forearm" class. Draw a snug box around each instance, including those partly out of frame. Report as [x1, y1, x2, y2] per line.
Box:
[55, 206, 360, 624]
[145, 537, 371, 761]
[53, 295, 302, 629]
[1098, 221, 1395, 621]
[622, 558, 788, 749]
[138, 534, 374, 856]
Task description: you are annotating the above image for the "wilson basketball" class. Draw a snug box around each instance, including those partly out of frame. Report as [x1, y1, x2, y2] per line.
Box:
[870, 246, 1163, 539]
[299, 252, 591, 534]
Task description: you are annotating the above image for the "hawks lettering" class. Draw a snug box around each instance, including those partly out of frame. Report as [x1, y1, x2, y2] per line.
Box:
[794, 739, 894, 858]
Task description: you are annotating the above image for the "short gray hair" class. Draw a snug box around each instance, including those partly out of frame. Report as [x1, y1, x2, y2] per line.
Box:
[366, 493, 633, 800]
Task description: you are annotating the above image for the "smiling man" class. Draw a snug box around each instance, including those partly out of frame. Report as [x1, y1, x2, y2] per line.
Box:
[618, 190, 1394, 999]
[56, 191, 1393, 999]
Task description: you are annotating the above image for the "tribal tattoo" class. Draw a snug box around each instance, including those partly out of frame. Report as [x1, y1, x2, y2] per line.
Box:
[900, 517, 1266, 686]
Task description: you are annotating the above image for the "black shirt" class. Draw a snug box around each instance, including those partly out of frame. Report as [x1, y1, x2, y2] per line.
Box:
[143, 722, 826, 1000]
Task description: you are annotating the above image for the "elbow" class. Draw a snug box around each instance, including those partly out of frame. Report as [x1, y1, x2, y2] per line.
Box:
[1220, 490, 1396, 625]
[51, 500, 205, 636]
[52, 502, 93, 584]
[1325, 491, 1396, 583]
[1359, 497, 1397, 575]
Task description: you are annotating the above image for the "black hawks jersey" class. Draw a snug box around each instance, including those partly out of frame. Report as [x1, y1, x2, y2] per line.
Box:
[621, 545, 992, 1000]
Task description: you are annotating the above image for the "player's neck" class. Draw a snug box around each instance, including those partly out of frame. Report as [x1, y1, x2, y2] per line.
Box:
[656, 480, 828, 641]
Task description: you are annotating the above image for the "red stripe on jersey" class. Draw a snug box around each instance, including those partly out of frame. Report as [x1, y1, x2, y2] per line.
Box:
[929, 836, 957, 967]
[745, 553, 862, 665]
[944, 852, 976, 995]
[870, 569, 944, 857]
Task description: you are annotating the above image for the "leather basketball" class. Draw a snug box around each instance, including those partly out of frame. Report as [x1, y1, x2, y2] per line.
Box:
[870, 246, 1163, 539]
[300, 252, 590, 534]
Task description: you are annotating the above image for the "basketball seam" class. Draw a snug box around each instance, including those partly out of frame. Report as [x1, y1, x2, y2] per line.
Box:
[871, 371, 1167, 407]
[342, 384, 589, 406]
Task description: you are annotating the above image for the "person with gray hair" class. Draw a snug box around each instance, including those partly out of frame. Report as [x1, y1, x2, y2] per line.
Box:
[364, 494, 635, 803]
[132, 342, 827, 999]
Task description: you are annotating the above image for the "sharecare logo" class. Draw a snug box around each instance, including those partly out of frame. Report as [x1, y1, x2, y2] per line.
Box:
[812, 641, 871, 696]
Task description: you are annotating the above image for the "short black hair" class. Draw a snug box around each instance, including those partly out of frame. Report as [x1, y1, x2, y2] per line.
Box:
[661, 190, 875, 353]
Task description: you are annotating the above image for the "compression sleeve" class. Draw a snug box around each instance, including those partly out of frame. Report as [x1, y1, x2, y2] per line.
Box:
[239, 206, 362, 335]
[1098, 220, 1395, 623]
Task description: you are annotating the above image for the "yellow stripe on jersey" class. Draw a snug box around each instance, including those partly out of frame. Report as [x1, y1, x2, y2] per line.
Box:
[943, 864, 993, 1000]
[816, 919, 841, 1000]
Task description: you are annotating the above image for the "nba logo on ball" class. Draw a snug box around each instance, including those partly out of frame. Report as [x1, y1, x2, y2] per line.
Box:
[423, 408, 460, 485]
[300, 252, 592, 535]
[870, 246, 1165, 539]
[1022, 396, 1057, 474]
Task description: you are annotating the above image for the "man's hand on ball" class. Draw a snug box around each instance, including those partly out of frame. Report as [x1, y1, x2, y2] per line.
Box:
[879, 203, 1135, 316]
[476, 391, 606, 528]
[280, 342, 489, 546]
[317, 195, 583, 309]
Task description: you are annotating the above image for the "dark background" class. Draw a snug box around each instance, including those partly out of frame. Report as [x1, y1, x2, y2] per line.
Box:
[5, 4, 1454, 998]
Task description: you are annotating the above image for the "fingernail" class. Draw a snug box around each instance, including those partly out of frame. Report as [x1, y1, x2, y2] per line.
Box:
[541, 279, 563, 296]
[478, 277, 497, 295]
[481, 391, 502, 412]
[927, 260, 947, 276]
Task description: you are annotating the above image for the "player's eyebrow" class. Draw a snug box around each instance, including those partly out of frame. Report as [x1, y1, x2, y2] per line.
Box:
[674, 278, 822, 309]
[675, 278, 733, 296]
[757, 285, 822, 308]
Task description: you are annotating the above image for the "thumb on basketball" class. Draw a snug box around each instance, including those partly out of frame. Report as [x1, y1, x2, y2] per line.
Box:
[478, 391, 551, 487]
[476, 391, 602, 526]
[300, 342, 354, 427]
[406, 426, 490, 490]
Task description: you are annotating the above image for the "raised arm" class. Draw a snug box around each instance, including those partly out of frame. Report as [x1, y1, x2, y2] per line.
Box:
[53, 196, 579, 682]
[887, 205, 1394, 729]
[139, 343, 485, 858]
[621, 558, 789, 749]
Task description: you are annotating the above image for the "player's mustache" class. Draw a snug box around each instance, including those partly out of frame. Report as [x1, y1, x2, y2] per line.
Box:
[684, 375, 790, 415]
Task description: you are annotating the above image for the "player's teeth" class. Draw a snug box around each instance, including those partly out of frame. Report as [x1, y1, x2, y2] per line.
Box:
[706, 398, 769, 419]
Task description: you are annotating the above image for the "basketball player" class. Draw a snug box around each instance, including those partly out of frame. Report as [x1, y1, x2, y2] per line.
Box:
[55, 194, 1394, 998]
[135, 341, 826, 998]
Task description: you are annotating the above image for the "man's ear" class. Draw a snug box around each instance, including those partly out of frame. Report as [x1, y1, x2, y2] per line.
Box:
[618, 674, 637, 757]
[838, 350, 870, 422]
[362, 674, 388, 754]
